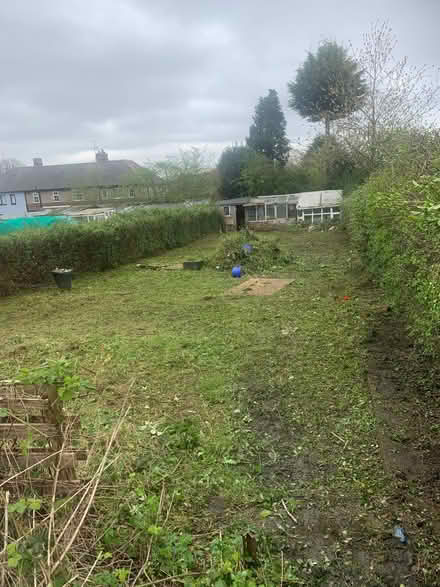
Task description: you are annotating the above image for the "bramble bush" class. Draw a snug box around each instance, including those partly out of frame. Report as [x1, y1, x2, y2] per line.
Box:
[0, 206, 223, 295]
[348, 161, 440, 355]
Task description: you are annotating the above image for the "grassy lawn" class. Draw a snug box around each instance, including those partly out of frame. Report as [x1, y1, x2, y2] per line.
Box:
[0, 229, 436, 585]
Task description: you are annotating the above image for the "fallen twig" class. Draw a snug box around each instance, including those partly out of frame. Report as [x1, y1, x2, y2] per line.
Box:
[138, 572, 202, 586]
[280, 550, 284, 586]
[49, 402, 130, 577]
[281, 499, 298, 525]
[331, 431, 346, 444]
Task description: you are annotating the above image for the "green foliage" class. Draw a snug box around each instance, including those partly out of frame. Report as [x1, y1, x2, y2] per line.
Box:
[8, 497, 42, 514]
[239, 153, 281, 197]
[246, 89, 290, 166]
[288, 40, 366, 134]
[220, 138, 358, 201]
[166, 417, 201, 450]
[300, 134, 366, 191]
[194, 535, 257, 586]
[7, 532, 48, 572]
[0, 206, 223, 295]
[349, 165, 440, 354]
[17, 358, 90, 401]
[92, 568, 130, 585]
[217, 145, 254, 199]
[136, 147, 217, 203]
[238, 151, 313, 198]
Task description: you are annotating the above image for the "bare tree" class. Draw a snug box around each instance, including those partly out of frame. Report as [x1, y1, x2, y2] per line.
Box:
[141, 147, 217, 202]
[336, 22, 440, 171]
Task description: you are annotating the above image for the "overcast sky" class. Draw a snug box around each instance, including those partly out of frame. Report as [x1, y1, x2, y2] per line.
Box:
[1, 0, 439, 166]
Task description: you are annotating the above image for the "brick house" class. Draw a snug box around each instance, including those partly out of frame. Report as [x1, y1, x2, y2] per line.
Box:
[0, 150, 149, 216]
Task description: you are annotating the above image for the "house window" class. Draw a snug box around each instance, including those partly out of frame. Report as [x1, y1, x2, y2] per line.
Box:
[129, 188, 136, 199]
[266, 204, 275, 219]
[302, 208, 313, 223]
[52, 191, 60, 202]
[0, 195, 6, 205]
[256, 205, 264, 220]
[32, 192, 41, 204]
[223, 205, 231, 216]
[9, 194, 16, 205]
[73, 193, 84, 201]
[312, 208, 323, 223]
[277, 203, 287, 218]
[247, 206, 257, 221]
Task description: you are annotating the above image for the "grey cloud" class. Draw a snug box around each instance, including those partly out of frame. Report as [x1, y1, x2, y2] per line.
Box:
[0, 0, 439, 164]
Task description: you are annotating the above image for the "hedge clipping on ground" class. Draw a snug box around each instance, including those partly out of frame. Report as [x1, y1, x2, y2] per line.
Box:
[0, 206, 223, 295]
[209, 230, 295, 273]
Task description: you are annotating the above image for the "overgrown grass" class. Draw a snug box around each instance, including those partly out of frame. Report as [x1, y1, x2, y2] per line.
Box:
[0, 230, 433, 584]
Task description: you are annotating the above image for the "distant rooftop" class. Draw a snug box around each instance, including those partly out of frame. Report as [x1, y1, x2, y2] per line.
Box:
[0, 150, 141, 192]
[66, 207, 115, 217]
[216, 197, 251, 206]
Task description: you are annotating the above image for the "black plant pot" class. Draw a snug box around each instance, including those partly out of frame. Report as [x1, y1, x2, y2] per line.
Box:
[52, 269, 73, 290]
[183, 260, 203, 270]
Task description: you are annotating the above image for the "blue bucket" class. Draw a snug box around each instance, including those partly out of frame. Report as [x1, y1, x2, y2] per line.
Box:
[232, 265, 243, 278]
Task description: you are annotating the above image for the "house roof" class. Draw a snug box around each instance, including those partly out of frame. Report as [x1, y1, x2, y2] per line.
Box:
[217, 198, 251, 206]
[250, 194, 299, 204]
[0, 160, 141, 192]
[66, 207, 115, 217]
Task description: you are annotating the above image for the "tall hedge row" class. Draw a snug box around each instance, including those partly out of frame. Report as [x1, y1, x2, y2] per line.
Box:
[349, 168, 440, 354]
[0, 206, 223, 295]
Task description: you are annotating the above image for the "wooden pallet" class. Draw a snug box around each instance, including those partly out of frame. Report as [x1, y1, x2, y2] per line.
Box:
[0, 381, 87, 495]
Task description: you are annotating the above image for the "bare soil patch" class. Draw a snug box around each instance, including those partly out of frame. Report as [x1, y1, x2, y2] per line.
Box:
[227, 277, 293, 296]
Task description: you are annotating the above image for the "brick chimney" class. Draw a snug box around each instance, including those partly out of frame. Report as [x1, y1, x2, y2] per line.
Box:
[95, 149, 109, 163]
[33, 157, 43, 167]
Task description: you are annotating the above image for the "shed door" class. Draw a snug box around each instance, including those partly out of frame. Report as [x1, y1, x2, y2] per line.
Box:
[288, 204, 297, 218]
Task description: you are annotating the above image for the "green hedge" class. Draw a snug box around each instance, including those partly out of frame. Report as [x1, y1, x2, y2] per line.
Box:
[348, 168, 440, 355]
[0, 206, 223, 295]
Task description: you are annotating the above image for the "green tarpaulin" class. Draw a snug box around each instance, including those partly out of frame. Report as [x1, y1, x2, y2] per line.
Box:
[0, 216, 71, 235]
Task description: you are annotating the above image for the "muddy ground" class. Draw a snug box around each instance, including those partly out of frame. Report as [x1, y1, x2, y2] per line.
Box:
[242, 275, 440, 585]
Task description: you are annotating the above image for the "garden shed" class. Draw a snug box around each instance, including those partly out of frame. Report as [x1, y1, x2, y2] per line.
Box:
[217, 198, 250, 231]
[217, 190, 342, 229]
